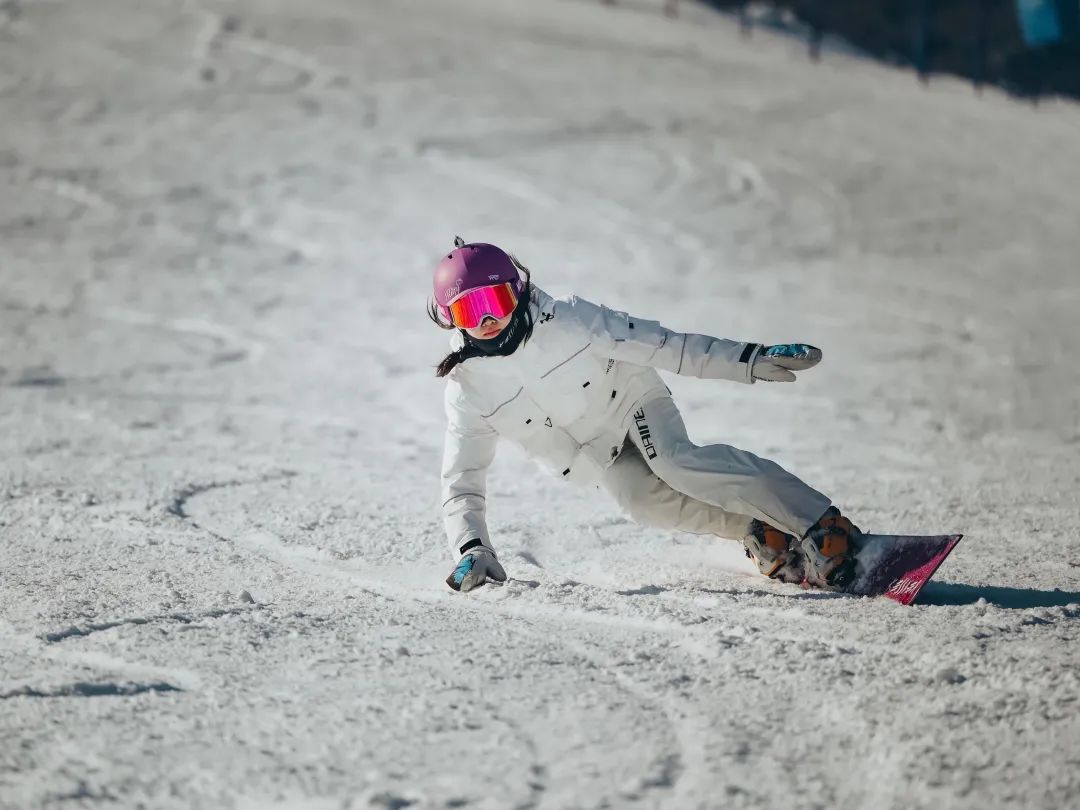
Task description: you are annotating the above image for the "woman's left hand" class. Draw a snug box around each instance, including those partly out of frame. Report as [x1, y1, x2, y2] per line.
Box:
[446, 545, 507, 592]
[751, 344, 822, 382]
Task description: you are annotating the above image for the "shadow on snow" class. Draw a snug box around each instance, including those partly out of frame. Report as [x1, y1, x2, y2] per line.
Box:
[917, 581, 1080, 609]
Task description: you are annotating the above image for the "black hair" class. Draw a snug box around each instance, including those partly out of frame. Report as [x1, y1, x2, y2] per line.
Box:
[428, 256, 535, 377]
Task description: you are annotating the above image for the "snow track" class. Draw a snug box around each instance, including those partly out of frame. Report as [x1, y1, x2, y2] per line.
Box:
[2, 0, 1079, 808]
[181, 482, 718, 808]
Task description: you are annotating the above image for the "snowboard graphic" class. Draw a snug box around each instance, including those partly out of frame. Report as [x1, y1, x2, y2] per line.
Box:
[846, 534, 963, 605]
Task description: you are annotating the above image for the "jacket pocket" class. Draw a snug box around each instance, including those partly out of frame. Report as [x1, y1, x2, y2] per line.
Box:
[483, 388, 541, 438]
[534, 344, 604, 425]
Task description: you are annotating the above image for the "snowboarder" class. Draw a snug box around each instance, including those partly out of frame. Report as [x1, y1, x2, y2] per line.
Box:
[429, 239, 862, 593]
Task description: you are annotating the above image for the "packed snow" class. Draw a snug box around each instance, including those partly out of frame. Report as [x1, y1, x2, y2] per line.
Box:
[2, 0, 1079, 808]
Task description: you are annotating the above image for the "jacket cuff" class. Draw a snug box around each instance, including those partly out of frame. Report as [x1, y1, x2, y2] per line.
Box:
[741, 342, 763, 383]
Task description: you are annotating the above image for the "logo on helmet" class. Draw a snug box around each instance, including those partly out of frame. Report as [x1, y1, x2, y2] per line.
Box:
[445, 280, 463, 302]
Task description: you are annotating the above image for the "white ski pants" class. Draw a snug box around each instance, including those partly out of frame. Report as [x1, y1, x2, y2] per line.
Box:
[600, 396, 831, 541]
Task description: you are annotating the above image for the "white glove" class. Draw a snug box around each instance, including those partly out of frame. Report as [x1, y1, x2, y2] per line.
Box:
[751, 344, 822, 382]
[446, 543, 507, 592]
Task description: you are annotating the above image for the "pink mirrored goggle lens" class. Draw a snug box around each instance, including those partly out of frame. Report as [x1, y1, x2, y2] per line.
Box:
[446, 283, 518, 329]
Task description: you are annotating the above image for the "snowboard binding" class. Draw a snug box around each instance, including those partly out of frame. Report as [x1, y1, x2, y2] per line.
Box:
[744, 507, 862, 590]
[800, 506, 862, 589]
[743, 520, 805, 584]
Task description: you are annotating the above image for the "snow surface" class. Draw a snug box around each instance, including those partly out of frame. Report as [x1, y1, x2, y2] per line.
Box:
[2, 0, 1080, 808]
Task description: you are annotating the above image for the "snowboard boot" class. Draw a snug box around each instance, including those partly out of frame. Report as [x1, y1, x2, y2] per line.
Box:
[743, 520, 804, 584]
[800, 506, 862, 590]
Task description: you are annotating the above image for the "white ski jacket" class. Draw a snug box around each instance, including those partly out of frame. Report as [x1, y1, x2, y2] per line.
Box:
[440, 287, 765, 555]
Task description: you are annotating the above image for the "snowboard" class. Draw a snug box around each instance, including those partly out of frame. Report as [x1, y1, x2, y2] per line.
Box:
[845, 533, 963, 605]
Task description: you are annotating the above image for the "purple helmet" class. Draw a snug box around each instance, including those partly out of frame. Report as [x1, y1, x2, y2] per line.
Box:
[433, 242, 524, 322]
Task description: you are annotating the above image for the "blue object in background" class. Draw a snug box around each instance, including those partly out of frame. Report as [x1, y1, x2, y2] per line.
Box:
[1016, 0, 1064, 46]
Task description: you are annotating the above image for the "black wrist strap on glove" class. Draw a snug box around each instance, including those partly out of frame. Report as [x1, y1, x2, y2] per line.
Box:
[458, 538, 484, 555]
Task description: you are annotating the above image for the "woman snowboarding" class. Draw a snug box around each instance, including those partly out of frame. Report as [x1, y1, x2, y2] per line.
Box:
[429, 239, 862, 593]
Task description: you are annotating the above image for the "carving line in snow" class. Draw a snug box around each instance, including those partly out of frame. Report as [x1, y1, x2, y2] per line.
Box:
[30, 170, 118, 213]
[166, 470, 297, 520]
[167, 480, 244, 520]
[191, 8, 351, 95]
[0, 681, 182, 699]
[41, 606, 258, 644]
[101, 307, 267, 363]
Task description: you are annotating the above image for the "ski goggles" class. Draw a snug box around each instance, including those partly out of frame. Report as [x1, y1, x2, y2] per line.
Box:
[445, 282, 519, 329]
